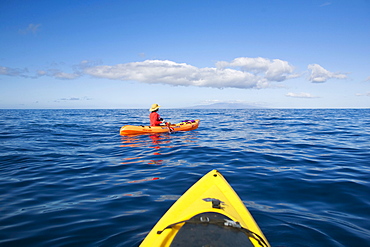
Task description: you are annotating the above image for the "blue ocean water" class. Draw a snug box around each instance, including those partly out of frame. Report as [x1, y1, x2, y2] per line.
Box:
[1, 109, 369, 247]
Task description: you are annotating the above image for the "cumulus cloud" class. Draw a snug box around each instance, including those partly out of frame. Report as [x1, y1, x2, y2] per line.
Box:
[286, 92, 319, 98]
[1, 58, 350, 88]
[19, 24, 41, 35]
[216, 57, 300, 82]
[84, 60, 267, 89]
[308, 64, 347, 82]
[84, 58, 300, 89]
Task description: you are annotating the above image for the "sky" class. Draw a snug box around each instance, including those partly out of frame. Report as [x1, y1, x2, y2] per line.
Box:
[0, 0, 369, 109]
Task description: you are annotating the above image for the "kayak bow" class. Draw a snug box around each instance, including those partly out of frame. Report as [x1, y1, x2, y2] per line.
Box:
[140, 169, 270, 247]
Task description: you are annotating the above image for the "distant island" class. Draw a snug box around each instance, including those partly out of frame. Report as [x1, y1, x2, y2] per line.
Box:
[186, 102, 265, 109]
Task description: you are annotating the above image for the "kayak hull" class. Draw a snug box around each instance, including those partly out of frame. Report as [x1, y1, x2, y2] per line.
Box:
[140, 169, 270, 247]
[120, 119, 200, 135]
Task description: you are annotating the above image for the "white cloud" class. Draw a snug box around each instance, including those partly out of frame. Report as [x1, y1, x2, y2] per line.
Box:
[37, 69, 81, 79]
[356, 92, 370, 97]
[366, 76, 370, 82]
[19, 24, 41, 35]
[0, 66, 28, 77]
[308, 64, 347, 82]
[286, 92, 319, 98]
[216, 57, 300, 82]
[52, 71, 81, 80]
[77, 60, 102, 69]
[0, 60, 92, 80]
[84, 58, 301, 89]
[0, 66, 80, 79]
[37, 70, 48, 76]
[1, 58, 351, 89]
[84, 59, 270, 89]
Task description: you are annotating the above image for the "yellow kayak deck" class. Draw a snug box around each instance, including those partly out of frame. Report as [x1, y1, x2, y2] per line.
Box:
[120, 119, 200, 135]
[140, 169, 270, 247]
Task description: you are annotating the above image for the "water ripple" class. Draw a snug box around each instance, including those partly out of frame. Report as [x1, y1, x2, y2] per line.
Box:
[0, 109, 369, 246]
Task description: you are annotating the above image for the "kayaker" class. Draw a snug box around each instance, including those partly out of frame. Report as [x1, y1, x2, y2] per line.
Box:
[149, 103, 165, 126]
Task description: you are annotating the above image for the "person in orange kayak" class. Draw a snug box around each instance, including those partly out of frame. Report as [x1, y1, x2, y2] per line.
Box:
[149, 103, 165, 126]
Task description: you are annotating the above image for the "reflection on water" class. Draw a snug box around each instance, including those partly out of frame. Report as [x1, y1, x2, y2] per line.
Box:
[120, 134, 172, 150]
[148, 134, 173, 150]
[120, 132, 199, 166]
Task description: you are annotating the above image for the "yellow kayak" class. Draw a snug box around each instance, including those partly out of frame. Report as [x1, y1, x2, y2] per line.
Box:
[120, 119, 200, 135]
[140, 169, 270, 247]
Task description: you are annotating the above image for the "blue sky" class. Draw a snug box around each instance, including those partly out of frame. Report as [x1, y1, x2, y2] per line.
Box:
[1, 0, 369, 109]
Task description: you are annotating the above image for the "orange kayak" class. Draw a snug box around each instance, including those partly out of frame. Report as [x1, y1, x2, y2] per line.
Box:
[120, 119, 200, 135]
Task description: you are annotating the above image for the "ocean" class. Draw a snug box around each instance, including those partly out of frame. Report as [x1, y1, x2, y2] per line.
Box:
[1, 109, 369, 246]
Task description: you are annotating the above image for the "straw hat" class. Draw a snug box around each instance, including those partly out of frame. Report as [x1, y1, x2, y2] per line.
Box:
[149, 103, 160, 112]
